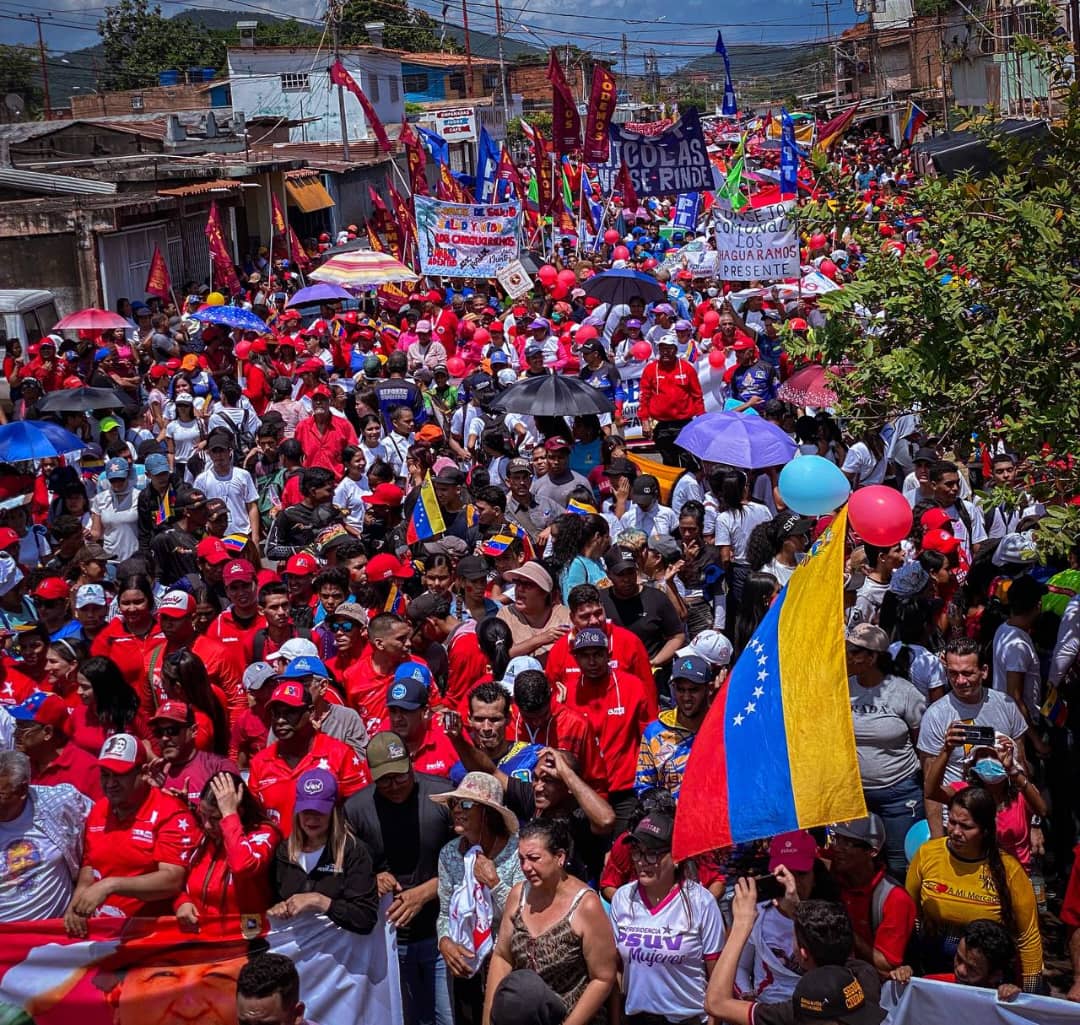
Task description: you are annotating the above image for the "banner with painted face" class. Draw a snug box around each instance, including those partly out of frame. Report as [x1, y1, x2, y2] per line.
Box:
[713, 199, 800, 282]
[414, 196, 522, 278]
[597, 109, 713, 199]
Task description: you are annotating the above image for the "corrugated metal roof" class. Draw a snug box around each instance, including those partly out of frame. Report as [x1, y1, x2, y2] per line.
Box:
[156, 179, 246, 196]
[403, 52, 499, 68]
[0, 167, 116, 195]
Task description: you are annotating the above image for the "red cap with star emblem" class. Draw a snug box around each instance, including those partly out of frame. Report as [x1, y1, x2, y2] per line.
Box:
[98, 733, 147, 774]
[268, 682, 309, 708]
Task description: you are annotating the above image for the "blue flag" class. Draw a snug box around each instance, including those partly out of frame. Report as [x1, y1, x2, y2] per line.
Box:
[475, 126, 500, 203]
[780, 107, 799, 197]
[673, 192, 700, 231]
[714, 31, 738, 117]
[416, 126, 449, 167]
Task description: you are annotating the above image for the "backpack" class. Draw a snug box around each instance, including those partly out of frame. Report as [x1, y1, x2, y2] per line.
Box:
[252, 627, 313, 664]
[213, 410, 257, 466]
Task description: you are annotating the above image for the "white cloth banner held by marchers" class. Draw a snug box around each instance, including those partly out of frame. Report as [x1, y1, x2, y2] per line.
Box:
[414, 196, 522, 278]
[713, 199, 800, 282]
[882, 977, 1080, 1024]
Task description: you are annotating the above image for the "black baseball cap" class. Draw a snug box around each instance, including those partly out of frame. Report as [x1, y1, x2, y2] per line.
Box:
[791, 966, 886, 1024]
[631, 474, 659, 499]
[775, 511, 815, 540]
[456, 555, 489, 580]
[603, 458, 638, 480]
[603, 546, 637, 574]
[629, 811, 674, 851]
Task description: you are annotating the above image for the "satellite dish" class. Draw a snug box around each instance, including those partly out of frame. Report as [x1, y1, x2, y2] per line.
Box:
[4, 94, 25, 117]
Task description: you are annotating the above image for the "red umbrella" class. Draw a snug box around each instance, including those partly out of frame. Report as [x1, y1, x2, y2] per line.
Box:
[54, 308, 130, 331]
[777, 363, 838, 407]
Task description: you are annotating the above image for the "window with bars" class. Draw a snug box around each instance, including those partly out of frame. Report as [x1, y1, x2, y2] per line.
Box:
[281, 72, 310, 92]
[390, 75, 400, 101]
[404, 73, 429, 93]
[448, 72, 466, 94]
[368, 75, 381, 101]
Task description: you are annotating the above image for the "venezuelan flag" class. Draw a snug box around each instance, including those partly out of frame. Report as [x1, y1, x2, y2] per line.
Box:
[385, 582, 407, 617]
[405, 473, 446, 544]
[672, 506, 865, 858]
[566, 498, 598, 516]
[902, 101, 928, 144]
[222, 533, 249, 554]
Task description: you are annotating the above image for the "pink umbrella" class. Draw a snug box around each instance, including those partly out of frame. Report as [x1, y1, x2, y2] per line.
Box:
[777, 364, 839, 407]
[54, 308, 130, 331]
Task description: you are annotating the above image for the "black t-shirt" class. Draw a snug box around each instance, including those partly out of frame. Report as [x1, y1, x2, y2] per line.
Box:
[505, 778, 610, 886]
[374, 787, 437, 941]
[601, 586, 683, 658]
[150, 526, 199, 586]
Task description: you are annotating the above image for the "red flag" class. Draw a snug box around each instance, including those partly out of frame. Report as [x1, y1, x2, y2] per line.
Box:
[401, 118, 429, 196]
[367, 185, 401, 259]
[583, 64, 617, 162]
[387, 176, 418, 270]
[546, 49, 581, 155]
[437, 162, 472, 203]
[616, 161, 638, 210]
[366, 221, 387, 253]
[329, 59, 392, 153]
[270, 194, 310, 270]
[204, 201, 242, 295]
[144, 244, 172, 301]
[496, 145, 525, 200]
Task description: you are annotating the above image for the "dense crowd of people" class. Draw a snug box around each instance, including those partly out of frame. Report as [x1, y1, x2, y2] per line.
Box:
[0, 128, 1079, 1025]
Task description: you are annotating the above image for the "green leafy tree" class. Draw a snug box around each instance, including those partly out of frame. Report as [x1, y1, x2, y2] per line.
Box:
[0, 44, 40, 118]
[793, 3, 1080, 550]
[507, 111, 552, 145]
[340, 0, 441, 52]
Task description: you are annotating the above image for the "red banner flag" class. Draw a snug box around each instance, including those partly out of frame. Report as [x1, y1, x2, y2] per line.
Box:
[387, 176, 418, 270]
[496, 145, 525, 200]
[437, 162, 472, 203]
[546, 49, 581, 155]
[366, 221, 387, 253]
[400, 118, 429, 196]
[368, 185, 401, 259]
[616, 161, 638, 210]
[204, 201, 242, 295]
[329, 59, 392, 153]
[270, 194, 310, 270]
[144, 244, 172, 301]
[583, 64, 617, 162]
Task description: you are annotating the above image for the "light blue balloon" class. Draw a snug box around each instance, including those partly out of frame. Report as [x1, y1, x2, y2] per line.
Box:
[777, 455, 852, 516]
[723, 398, 760, 416]
[904, 819, 932, 862]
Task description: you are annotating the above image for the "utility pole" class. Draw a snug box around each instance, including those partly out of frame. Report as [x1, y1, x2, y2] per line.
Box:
[461, 0, 473, 77]
[20, 14, 52, 120]
[1073, 0, 1080, 63]
[329, 0, 350, 162]
[812, 0, 841, 105]
[622, 33, 630, 102]
[493, 0, 509, 126]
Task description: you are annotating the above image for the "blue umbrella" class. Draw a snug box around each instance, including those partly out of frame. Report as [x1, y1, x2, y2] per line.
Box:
[676, 412, 797, 469]
[0, 421, 85, 462]
[287, 283, 354, 307]
[582, 269, 667, 307]
[191, 306, 270, 334]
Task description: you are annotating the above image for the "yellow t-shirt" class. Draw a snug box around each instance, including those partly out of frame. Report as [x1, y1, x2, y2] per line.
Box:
[905, 836, 1042, 987]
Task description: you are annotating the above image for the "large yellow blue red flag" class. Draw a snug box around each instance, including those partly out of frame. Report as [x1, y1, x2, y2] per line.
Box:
[672, 506, 864, 859]
[406, 472, 446, 544]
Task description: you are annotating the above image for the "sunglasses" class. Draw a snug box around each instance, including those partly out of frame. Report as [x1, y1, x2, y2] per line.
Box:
[330, 620, 357, 633]
[152, 724, 187, 738]
[449, 799, 476, 811]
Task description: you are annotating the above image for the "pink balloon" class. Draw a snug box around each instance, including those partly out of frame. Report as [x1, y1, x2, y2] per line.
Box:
[702, 310, 720, 326]
[538, 264, 558, 285]
[848, 485, 913, 547]
[631, 340, 652, 361]
[708, 348, 725, 368]
[446, 356, 467, 377]
[575, 325, 599, 343]
[557, 269, 577, 288]
[642, 257, 657, 270]
[550, 283, 569, 300]
[819, 259, 838, 280]
[234, 340, 252, 359]
[604, 229, 621, 244]
[810, 233, 827, 250]
[612, 245, 630, 261]
[472, 328, 491, 346]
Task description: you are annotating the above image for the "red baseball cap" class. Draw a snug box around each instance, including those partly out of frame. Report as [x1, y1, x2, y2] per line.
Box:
[0, 527, 20, 550]
[310, 385, 332, 400]
[922, 528, 962, 554]
[32, 577, 70, 601]
[9, 691, 69, 730]
[196, 537, 231, 565]
[98, 733, 147, 774]
[297, 359, 324, 374]
[366, 553, 414, 582]
[223, 559, 256, 584]
[150, 700, 194, 725]
[731, 333, 756, 351]
[157, 590, 197, 618]
[768, 830, 818, 873]
[919, 507, 952, 531]
[285, 552, 320, 577]
[268, 682, 308, 708]
[362, 483, 405, 508]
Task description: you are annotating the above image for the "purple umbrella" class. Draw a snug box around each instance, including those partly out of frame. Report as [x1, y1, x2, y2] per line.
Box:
[676, 412, 797, 469]
[286, 283, 354, 306]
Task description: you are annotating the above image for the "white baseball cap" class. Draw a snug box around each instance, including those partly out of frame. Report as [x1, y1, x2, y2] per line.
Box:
[676, 629, 734, 668]
[274, 638, 319, 663]
[498, 655, 544, 695]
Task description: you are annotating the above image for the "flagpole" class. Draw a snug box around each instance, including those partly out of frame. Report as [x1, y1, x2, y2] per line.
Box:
[576, 162, 586, 257]
[330, 5, 351, 162]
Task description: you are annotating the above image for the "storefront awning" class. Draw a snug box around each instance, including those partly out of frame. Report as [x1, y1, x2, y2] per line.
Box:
[285, 178, 335, 212]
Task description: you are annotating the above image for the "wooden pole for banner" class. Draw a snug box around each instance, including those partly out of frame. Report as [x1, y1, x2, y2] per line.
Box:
[576, 163, 586, 257]
[266, 172, 276, 270]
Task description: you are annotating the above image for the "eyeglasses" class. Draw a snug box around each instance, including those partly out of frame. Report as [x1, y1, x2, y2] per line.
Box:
[330, 620, 356, 633]
[629, 845, 665, 864]
[152, 724, 187, 739]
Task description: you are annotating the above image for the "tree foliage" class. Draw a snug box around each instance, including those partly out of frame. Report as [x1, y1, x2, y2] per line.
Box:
[0, 45, 40, 118]
[507, 111, 552, 145]
[792, 6, 1080, 550]
[340, 0, 441, 52]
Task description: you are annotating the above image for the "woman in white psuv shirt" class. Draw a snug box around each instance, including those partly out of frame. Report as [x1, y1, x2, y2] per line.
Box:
[610, 811, 726, 1025]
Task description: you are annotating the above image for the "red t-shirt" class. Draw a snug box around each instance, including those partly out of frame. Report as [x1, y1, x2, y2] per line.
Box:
[248, 732, 369, 834]
[232, 708, 269, 765]
[207, 608, 267, 665]
[374, 718, 457, 778]
[508, 703, 608, 797]
[839, 868, 917, 967]
[446, 622, 490, 714]
[83, 787, 201, 917]
[545, 623, 654, 707]
[90, 619, 165, 693]
[560, 670, 652, 793]
[295, 415, 358, 478]
[342, 652, 435, 736]
[33, 743, 104, 800]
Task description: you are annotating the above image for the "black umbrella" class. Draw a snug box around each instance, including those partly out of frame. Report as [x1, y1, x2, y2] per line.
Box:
[582, 269, 667, 307]
[37, 386, 131, 414]
[490, 374, 614, 416]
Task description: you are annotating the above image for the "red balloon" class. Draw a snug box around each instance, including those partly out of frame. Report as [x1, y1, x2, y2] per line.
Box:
[234, 340, 252, 359]
[630, 340, 652, 361]
[575, 325, 599, 343]
[702, 310, 720, 326]
[848, 485, 913, 547]
[472, 328, 491, 346]
[612, 245, 630, 261]
[550, 283, 569, 300]
[642, 257, 657, 271]
[446, 356, 467, 377]
[557, 269, 577, 289]
[819, 259, 838, 280]
[708, 348, 726, 368]
[538, 264, 558, 285]
[604, 229, 621, 244]
[810, 233, 827, 250]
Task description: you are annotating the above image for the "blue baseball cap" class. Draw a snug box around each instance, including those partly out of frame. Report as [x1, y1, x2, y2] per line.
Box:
[388, 662, 432, 710]
[144, 453, 170, 477]
[279, 655, 330, 680]
[671, 654, 712, 686]
[489, 350, 508, 365]
[105, 457, 129, 480]
[571, 627, 608, 651]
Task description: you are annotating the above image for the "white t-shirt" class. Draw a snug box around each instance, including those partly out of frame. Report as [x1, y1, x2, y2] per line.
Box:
[943, 499, 987, 560]
[841, 441, 888, 486]
[165, 418, 203, 464]
[888, 642, 948, 700]
[670, 473, 704, 519]
[619, 503, 679, 540]
[715, 502, 772, 563]
[90, 486, 139, 562]
[736, 901, 801, 1002]
[193, 465, 259, 536]
[611, 879, 725, 1018]
[992, 623, 1042, 719]
[334, 476, 371, 529]
[0, 799, 73, 921]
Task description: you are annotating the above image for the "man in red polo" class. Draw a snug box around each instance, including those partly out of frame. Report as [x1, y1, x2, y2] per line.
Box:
[209, 560, 267, 663]
[377, 662, 457, 778]
[247, 682, 368, 833]
[638, 335, 705, 466]
[545, 583, 653, 705]
[294, 386, 357, 476]
[11, 692, 102, 799]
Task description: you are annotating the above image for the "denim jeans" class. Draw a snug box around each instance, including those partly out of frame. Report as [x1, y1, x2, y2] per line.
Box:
[398, 935, 452, 1025]
[865, 774, 925, 878]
